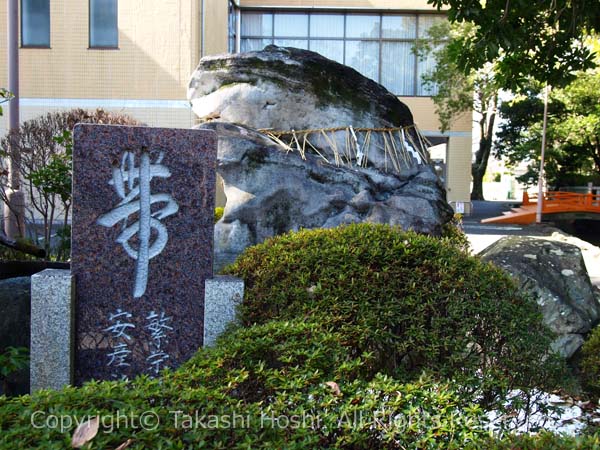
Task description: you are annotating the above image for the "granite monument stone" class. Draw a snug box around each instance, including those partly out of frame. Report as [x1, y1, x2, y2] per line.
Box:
[72, 124, 217, 383]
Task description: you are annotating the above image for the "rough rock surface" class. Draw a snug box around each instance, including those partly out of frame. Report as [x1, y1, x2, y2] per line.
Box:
[188, 46, 425, 172]
[480, 236, 600, 358]
[0, 277, 30, 395]
[202, 122, 453, 270]
[544, 230, 600, 287]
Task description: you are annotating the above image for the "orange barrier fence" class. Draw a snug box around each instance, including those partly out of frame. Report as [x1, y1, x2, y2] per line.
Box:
[523, 191, 600, 212]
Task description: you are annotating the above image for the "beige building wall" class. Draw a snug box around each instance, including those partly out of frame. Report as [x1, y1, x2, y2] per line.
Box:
[402, 97, 473, 212]
[0, 0, 221, 133]
[401, 97, 470, 133]
[204, 0, 230, 56]
[0, 0, 197, 99]
[446, 136, 472, 212]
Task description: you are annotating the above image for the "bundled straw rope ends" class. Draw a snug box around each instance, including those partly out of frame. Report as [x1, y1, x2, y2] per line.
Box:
[258, 124, 431, 175]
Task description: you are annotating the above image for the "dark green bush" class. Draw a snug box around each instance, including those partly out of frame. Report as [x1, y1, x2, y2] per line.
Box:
[0, 347, 29, 394]
[474, 432, 600, 449]
[580, 325, 600, 397]
[0, 319, 488, 449]
[0, 224, 575, 447]
[441, 212, 470, 252]
[225, 224, 565, 408]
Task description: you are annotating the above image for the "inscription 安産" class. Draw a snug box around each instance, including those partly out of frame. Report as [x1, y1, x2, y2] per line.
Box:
[105, 309, 135, 379]
[97, 151, 179, 298]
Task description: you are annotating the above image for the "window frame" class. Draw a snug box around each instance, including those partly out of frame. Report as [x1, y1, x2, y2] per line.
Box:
[238, 9, 445, 97]
[88, 0, 119, 50]
[20, 0, 51, 49]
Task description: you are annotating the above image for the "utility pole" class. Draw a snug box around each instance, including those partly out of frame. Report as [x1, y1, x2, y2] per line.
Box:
[5, 0, 25, 238]
[535, 84, 550, 224]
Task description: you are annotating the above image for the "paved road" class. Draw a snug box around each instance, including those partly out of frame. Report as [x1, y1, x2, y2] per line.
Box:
[463, 200, 540, 253]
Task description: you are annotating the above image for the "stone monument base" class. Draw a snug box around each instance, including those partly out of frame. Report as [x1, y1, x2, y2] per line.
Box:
[30, 269, 74, 393]
[203, 276, 244, 347]
[30, 269, 244, 391]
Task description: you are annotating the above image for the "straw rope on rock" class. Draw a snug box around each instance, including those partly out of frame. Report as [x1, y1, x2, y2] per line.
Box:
[199, 122, 453, 270]
[187, 46, 431, 174]
[258, 125, 432, 175]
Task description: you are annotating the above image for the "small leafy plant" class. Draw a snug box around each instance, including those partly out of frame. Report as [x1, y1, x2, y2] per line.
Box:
[0, 347, 29, 395]
[580, 325, 600, 398]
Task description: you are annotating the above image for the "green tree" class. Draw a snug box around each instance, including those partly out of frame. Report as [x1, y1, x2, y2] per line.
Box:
[496, 71, 600, 188]
[0, 89, 11, 116]
[419, 21, 501, 200]
[428, 0, 599, 88]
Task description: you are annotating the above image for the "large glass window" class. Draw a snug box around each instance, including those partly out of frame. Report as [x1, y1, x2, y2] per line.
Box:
[21, 0, 50, 47]
[89, 0, 118, 48]
[228, 1, 237, 53]
[239, 10, 445, 96]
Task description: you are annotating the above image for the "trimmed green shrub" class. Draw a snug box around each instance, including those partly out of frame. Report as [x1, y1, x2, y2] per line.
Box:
[0, 224, 575, 447]
[474, 432, 600, 449]
[580, 325, 600, 397]
[441, 213, 470, 252]
[0, 319, 488, 449]
[225, 224, 565, 409]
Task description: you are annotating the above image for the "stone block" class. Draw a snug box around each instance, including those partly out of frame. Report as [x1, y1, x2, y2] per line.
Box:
[204, 276, 244, 347]
[72, 125, 217, 383]
[30, 269, 74, 392]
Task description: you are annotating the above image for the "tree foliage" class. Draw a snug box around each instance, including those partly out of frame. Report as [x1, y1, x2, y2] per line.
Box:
[0, 89, 11, 117]
[428, 0, 600, 88]
[496, 70, 600, 188]
[0, 109, 142, 258]
[418, 21, 501, 199]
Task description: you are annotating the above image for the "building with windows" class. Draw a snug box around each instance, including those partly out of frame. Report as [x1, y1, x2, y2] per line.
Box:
[0, 0, 472, 212]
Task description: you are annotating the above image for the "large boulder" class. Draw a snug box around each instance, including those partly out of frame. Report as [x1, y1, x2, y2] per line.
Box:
[480, 236, 600, 358]
[202, 122, 453, 270]
[187, 46, 425, 173]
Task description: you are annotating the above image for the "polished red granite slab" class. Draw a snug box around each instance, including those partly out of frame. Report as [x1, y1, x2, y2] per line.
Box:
[72, 124, 217, 383]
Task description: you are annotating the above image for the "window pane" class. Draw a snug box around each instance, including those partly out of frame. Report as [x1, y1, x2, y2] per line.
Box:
[22, 0, 50, 46]
[241, 12, 272, 37]
[418, 15, 446, 38]
[274, 39, 308, 50]
[381, 42, 415, 95]
[90, 0, 118, 47]
[309, 40, 344, 63]
[310, 14, 344, 38]
[241, 38, 272, 52]
[274, 13, 308, 38]
[345, 15, 380, 39]
[381, 15, 416, 39]
[345, 41, 379, 82]
[417, 43, 442, 95]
